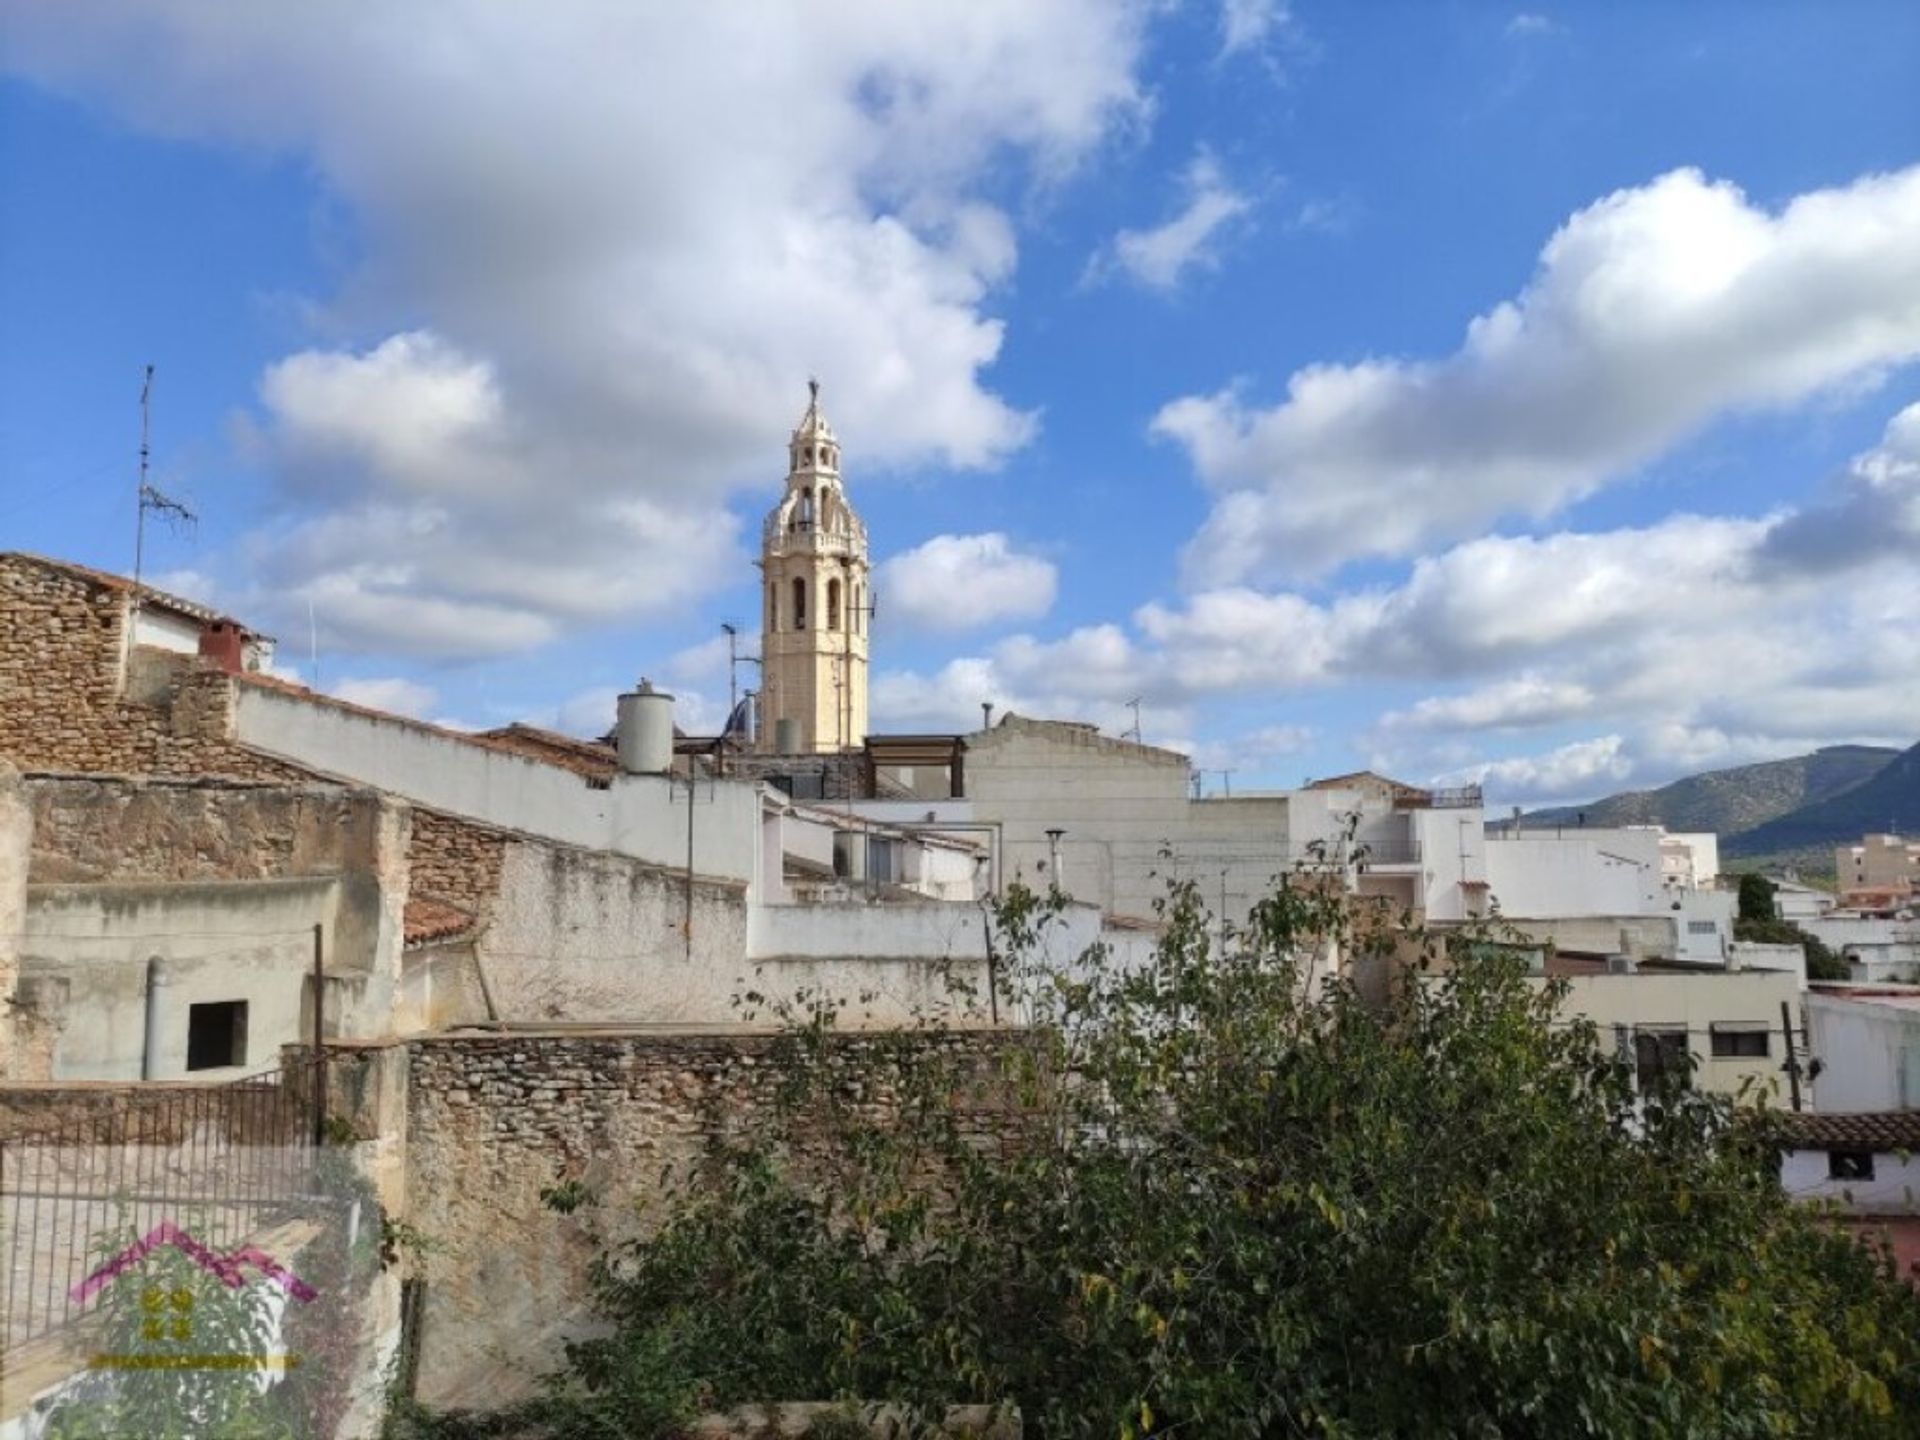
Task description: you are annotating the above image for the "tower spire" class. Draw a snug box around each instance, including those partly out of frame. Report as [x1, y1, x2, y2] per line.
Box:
[759, 380, 868, 753]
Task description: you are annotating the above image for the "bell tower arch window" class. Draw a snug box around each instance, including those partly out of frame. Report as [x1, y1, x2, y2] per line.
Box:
[827, 578, 841, 630]
[792, 576, 807, 630]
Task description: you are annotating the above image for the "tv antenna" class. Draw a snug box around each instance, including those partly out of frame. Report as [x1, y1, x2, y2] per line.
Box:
[1124, 697, 1142, 744]
[130, 365, 196, 632]
[720, 621, 761, 721]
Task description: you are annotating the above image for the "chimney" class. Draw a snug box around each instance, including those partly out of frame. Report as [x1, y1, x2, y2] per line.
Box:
[981, 702, 994, 731]
[197, 621, 246, 675]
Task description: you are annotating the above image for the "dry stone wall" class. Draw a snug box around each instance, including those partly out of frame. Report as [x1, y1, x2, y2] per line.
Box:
[0, 555, 536, 921]
[400, 1029, 1025, 1410]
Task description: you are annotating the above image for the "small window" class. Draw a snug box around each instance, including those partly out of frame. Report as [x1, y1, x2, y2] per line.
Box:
[186, 1001, 248, 1071]
[793, 577, 807, 630]
[1829, 1151, 1875, 1182]
[1686, 920, 1718, 935]
[1708, 1025, 1769, 1058]
[1633, 1027, 1689, 1092]
[827, 578, 841, 630]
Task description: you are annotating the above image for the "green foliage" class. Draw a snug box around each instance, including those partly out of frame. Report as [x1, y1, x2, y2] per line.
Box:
[504, 872, 1920, 1438]
[1732, 888, 1848, 981]
[1737, 871, 1777, 923]
[44, 1206, 302, 1440]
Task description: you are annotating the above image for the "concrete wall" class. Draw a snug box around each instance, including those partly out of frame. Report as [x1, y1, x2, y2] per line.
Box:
[8, 777, 411, 1081]
[1781, 1147, 1920, 1213]
[1484, 829, 1664, 919]
[477, 836, 750, 1024]
[961, 719, 1292, 925]
[0, 767, 26, 1073]
[234, 685, 759, 883]
[20, 879, 357, 1080]
[1542, 969, 1800, 1101]
[1808, 993, 1920, 1111]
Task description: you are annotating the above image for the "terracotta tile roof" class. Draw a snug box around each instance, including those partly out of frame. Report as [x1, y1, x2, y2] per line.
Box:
[4, 550, 262, 634]
[475, 723, 619, 780]
[404, 895, 475, 946]
[1779, 1111, 1920, 1152]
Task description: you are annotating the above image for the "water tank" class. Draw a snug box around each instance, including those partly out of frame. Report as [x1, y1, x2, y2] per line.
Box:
[616, 679, 674, 774]
[774, 716, 802, 754]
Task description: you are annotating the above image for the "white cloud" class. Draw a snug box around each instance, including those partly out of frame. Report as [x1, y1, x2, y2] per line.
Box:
[5, 1, 1155, 658]
[1155, 164, 1920, 584]
[1441, 735, 1631, 804]
[1219, 0, 1289, 57]
[1087, 151, 1255, 292]
[876, 532, 1057, 631]
[1757, 400, 1920, 574]
[1377, 676, 1595, 734]
[1506, 14, 1557, 38]
[330, 675, 439, 719]
[888, 403, 1920, 797]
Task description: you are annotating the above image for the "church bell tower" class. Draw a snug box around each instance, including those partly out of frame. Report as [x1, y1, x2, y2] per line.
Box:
[758, 382, 869, 753]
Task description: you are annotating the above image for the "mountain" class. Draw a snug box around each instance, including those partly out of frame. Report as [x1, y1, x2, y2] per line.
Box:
[1726, 740, 1920, 858]
[1515, 745, 1899, 837]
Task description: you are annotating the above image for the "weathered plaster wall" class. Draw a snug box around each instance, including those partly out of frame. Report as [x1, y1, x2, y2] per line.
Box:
[962, 719, 1293, 925]
[398, 1029, 1024, 1410]
[0, 765, 27, 1072]
[12, 777, 412, 1079]
[478, 838, 750, 1023]
[22, 878, 343, 1079]
[234, 684, 761, 883]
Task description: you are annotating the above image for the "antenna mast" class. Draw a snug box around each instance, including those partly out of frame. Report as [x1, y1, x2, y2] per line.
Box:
[130, 365, 197, 643]
[1124, 696, 1143, 744]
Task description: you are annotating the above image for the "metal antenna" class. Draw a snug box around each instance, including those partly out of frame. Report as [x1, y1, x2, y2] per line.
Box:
[130, 365, 196, 640]
[1124, 697, 1143, 744]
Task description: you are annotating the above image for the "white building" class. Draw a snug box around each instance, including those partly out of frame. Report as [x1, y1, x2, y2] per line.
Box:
[1807, 985, 1920, 1111]
[1778, 1111, 1920, 1215]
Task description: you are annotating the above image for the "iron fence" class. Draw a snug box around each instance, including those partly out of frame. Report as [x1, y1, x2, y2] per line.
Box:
[0, 1061, 317, 1353]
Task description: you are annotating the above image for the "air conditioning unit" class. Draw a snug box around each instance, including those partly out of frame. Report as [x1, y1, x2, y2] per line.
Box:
[1606, 954, 1636, 975]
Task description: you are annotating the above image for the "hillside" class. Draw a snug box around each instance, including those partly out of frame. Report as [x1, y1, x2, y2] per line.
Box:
[1518, 745, 1898, 837]
[1725, 740, 1920, 858]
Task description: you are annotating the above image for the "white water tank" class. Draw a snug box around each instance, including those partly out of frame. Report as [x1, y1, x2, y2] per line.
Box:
[616, 679, 674, 774]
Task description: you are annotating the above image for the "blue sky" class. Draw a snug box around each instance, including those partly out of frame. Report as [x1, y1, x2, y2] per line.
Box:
[4, 2, 1917, 806]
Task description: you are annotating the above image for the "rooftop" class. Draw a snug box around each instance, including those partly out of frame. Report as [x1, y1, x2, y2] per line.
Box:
[3, 550, 266, 637]
[1779, 1110, 1920, 1152]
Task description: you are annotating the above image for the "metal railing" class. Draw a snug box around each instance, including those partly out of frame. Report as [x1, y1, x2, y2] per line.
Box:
[1, 1061, 317, 1353]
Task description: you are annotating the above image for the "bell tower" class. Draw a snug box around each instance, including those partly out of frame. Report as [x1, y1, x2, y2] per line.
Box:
[758, 382, 869, 753]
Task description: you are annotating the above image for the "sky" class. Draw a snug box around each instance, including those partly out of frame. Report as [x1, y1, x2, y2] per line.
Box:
[3, 1, 1918, 809]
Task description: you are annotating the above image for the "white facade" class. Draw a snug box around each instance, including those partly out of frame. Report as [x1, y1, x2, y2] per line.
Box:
[1772, 881, 1838, 924]
[235, 681, 762, 883]
[1780, 1146, 1920, 1213]
[950, 717, 1295, 926]
[1808, 988, 1920, 1111]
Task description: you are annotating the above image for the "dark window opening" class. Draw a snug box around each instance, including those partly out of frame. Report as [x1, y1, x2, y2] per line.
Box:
[1633, 1028, 1689, 1092]
[827, 578, 841, 630]
[186, 1001, 248, 1071]
[1829, 1150, 1875, 1181]
[1709, 1025, 1769, 1058]
[793, 577, 807, 630]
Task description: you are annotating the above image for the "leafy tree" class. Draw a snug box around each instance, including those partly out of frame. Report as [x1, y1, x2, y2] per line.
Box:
[487, 872, 1918, 1439]
[1737, 871, 1777, 924]
[1731, 872, 1847, 981]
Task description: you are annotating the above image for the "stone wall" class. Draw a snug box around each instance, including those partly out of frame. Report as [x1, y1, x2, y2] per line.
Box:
[406, 807, 506, 914]
[0, 555, 554, 934]
[396, 1028, 1024, 1409]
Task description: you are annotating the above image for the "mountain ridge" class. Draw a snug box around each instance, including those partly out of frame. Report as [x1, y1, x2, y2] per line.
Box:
[1515, 744, 1902, 844]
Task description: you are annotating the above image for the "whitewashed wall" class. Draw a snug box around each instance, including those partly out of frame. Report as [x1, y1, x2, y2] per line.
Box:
[235, 686, 759, 882]
[1808, 992, 1920, 1110]
[1781, 1148, 1920, 1213]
